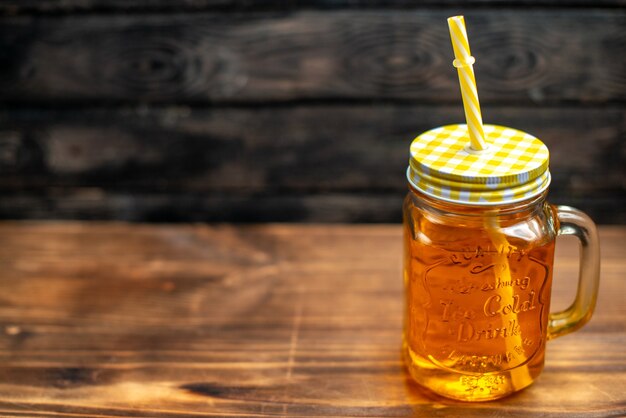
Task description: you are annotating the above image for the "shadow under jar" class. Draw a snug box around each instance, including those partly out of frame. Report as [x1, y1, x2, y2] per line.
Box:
[402, 124, 600, 401]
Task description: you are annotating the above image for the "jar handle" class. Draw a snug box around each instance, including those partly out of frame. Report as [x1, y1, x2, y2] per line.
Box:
[548, 206, 601, 340]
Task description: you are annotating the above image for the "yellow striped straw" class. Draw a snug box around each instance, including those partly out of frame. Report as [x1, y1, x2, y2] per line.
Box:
[447, 16, 487, 151]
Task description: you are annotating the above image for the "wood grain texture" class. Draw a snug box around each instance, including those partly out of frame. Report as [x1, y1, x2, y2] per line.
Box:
[0, 10, 624, 104]
[0, 222, 623, 417]
[0, 192, 623, 225]
[0, 105, 623, 223]
[2, 0, 625, 14]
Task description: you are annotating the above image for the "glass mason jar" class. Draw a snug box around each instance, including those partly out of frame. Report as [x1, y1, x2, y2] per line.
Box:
[402, 124, 600, 401]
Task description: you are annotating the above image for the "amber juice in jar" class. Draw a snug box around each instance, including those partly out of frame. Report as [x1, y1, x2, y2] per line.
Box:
[402, 123, 599, 402]
[403, 188, 558, 401]
[403, 16, 600, 401]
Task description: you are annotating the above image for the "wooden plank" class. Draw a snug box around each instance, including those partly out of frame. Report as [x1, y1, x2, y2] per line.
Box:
[0, 191, 403, 223]
[0, 104, 621, 222]
[0, 104, 622, 222]
[0, 191, 623, 224]
[0, 222, 623, 417]
[0, 10, 623, 104]
[1, 0, 625, 14]
[0, 105, 621, 194]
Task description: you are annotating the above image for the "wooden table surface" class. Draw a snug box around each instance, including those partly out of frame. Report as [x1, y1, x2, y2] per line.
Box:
[0, 222, 624, 417]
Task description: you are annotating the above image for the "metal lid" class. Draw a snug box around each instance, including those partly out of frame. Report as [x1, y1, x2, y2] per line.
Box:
[407, 124, 550, 205]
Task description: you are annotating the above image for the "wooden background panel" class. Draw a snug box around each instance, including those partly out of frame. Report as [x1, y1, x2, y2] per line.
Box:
[0, 192, 622, 224]
[0, 4, 623, 223]
[0, 105, 621, 193]
[0, 10, 624, 104]
[2, 0, 626, 14]
[0, 105, 622, 222]
[0, 223, 623, 416]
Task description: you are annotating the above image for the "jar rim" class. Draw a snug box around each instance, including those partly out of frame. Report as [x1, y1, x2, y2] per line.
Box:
[406, 167, 551, 206]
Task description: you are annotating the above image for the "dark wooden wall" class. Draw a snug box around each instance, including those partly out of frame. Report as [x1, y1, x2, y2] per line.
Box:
[0, 1, 624, 223]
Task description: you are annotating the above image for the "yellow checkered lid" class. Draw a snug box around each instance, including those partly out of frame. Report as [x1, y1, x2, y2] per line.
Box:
[407, 124, 550, 205]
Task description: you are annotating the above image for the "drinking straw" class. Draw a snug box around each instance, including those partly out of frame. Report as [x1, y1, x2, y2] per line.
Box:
[447, 16, 488, 151]
[447, 15, 532, 391]
[485, 217, 532, 389]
